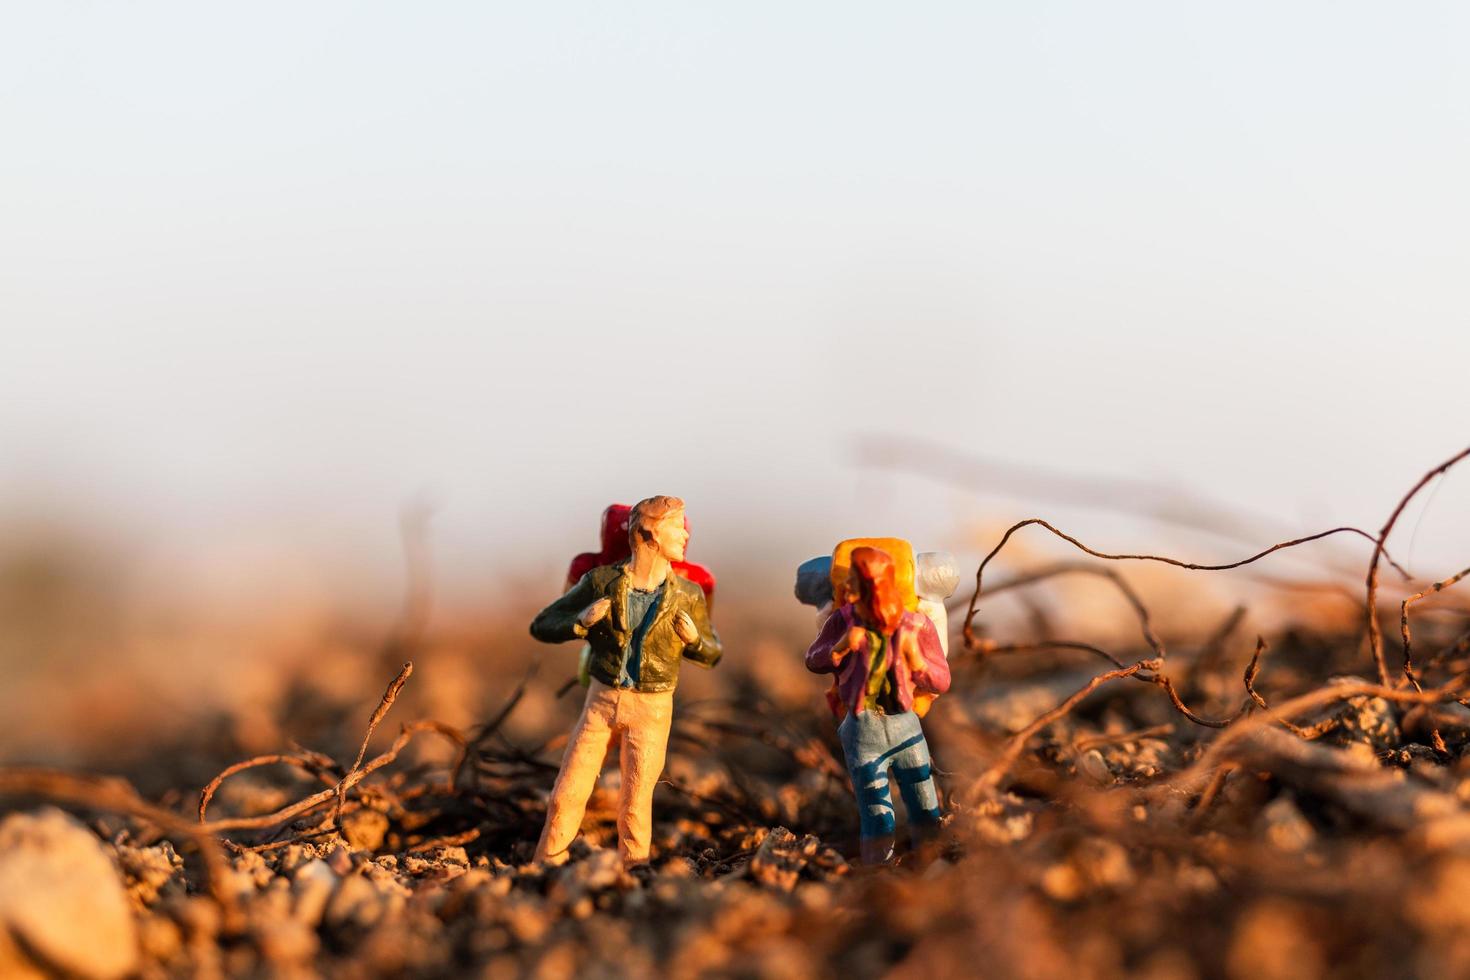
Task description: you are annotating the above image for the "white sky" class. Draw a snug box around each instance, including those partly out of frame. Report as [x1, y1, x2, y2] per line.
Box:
[2, 3, 1467, 611]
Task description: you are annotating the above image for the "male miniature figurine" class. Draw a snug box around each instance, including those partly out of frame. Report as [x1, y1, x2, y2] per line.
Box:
[566, 502, 717, 686]
[529, 495, 722, 866]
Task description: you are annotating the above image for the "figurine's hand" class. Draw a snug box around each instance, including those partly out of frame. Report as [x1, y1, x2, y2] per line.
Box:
[899, 633, 925, 672]
[578, 598, 611, 628]
[673, 610, 699, 645]
[831, 626, 863, 666]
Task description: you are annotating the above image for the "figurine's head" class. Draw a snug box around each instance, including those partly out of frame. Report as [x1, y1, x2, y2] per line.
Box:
[915, 551, 960, 601]
[847, 546, 904, 633]
[794, 556, 834, 608]
[629, 495, 688, 563]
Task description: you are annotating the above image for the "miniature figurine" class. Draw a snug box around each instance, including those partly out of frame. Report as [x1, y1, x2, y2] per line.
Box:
[567, 503, 717, 686]
[806, 544, 950, 865]
[797, 543, 948, 720]
[530, 495, 722, 866]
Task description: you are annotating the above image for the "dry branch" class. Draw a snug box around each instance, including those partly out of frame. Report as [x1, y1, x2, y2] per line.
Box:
[975, 562, 1167, 660]
[333, 661, 414, 826]
[1174, 679, 1470, 796]
[1202, 727, 1458, 832]
[1193, 604, 1248, 684]
[963, 519, 1409, 650]
[1072, 723, 1175, 753]
[1366, 446, 1470, 685]
[457, 658, 540, 788]
[1401, 566, 1470, 689]
[197, 751, 338, 824]
[194, 662, 465, 849]
[977, 638, 1249, 730]
[973, 657, 1161, 796]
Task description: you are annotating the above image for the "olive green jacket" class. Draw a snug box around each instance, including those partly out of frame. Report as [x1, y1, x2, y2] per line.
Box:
[529, 562, 722, 693]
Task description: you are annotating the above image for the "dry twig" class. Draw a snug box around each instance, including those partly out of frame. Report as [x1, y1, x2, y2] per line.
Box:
[973, 657, 1161, 796]
[1401, 565, 1470, 690]
[331, 662, 415, 826]
[1365, 446, 1470, 685]
[963, 519, 1410, 650]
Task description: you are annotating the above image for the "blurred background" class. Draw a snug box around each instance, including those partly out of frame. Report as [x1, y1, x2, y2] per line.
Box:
[2, 2, 1466, 775]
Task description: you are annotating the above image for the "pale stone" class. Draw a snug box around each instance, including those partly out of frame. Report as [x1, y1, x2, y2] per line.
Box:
[0, 808, 139, 980]
[324, 871, 384, 929]
[291, 858, 338, 927]
[1078, 749, 1113, 785]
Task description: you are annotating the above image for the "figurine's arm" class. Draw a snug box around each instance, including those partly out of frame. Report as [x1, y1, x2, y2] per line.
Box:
[909, 617, 951, 695]
[529, 573, 598, 643]
[676, 593, 723, 668]
[805, 607, 849, 674]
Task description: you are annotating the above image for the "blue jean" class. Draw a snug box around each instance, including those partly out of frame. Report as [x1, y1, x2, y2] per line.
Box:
[837, 709, 942, 841]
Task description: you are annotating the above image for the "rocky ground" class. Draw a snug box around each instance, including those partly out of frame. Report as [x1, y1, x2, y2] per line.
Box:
[7, 597, 1470, 980]
[7, 466, 1470, 980]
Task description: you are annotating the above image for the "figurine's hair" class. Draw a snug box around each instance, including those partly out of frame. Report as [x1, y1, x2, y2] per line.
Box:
[849, 546, 904, 634]
[629, 495, 685, 550]
[915, 551, 960, 601]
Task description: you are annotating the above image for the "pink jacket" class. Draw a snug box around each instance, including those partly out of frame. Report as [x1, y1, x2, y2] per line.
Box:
[806, 605, 951, 715]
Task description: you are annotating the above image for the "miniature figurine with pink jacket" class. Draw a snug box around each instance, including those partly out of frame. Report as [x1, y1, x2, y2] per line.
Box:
[804, 541, 951, 864]
[795, 545, 958, 718]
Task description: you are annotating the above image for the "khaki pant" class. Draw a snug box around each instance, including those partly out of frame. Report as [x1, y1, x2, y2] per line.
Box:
[535, 679, 674, 865]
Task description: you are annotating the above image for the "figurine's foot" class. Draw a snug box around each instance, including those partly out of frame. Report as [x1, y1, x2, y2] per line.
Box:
[904, 827, 946, 870]
[909, 818, 943, 848]
[624, 861, 656, 886]
[536, 848, 571, 868]
[859, 834, 896, 866]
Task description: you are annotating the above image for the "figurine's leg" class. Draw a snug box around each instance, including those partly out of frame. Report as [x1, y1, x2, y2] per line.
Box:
[535, 682, 617, 865]
[838, 713, 897, 864]
[615, 688, 674, 865]
[890, 713, 943, 833]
